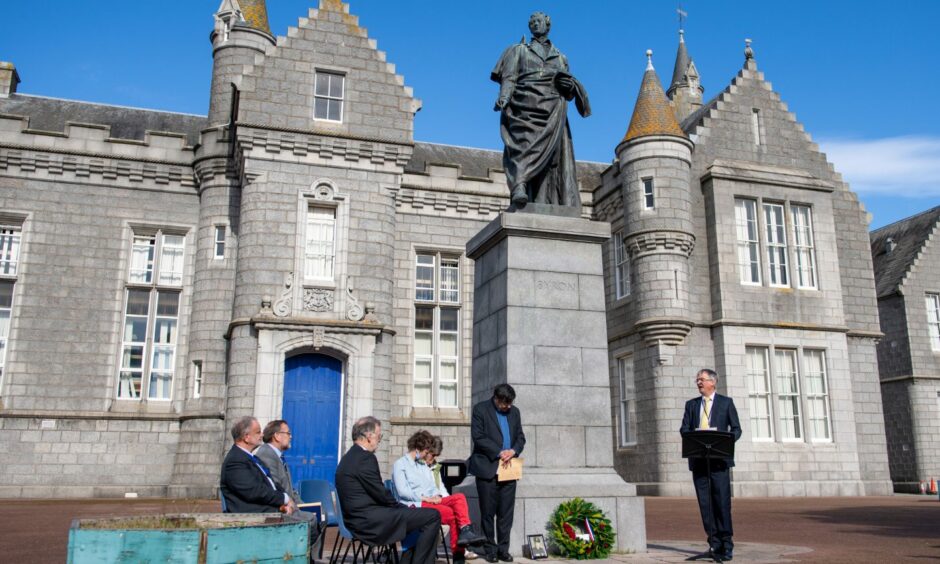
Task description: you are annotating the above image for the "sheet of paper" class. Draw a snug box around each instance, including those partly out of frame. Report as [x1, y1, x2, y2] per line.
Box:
[497, 457, 524, 482]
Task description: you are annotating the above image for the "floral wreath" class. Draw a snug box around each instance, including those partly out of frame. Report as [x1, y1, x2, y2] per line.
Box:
[547, 498, 615, 559]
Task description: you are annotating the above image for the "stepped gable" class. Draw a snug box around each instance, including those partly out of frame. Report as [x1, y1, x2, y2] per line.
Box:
[870, 206, 940, 298]
[0, 94, 206, 146]
[234, 0, 420, 142]
[406, 142, 607, 190]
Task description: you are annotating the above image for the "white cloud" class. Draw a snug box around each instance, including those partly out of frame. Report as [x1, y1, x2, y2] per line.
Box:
[818, 136, 940, 197]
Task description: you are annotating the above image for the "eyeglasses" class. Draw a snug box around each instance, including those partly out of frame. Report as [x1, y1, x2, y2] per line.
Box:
[276, 431, 292, 437]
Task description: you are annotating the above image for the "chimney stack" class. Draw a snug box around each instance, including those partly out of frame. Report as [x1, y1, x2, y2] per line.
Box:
[0, 62, 20, 98]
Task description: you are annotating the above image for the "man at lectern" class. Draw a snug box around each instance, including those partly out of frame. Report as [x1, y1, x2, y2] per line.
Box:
[680, 369, 742, 561]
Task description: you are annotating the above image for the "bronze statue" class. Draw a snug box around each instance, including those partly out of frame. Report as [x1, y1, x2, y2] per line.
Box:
[492, 12, 591, 210]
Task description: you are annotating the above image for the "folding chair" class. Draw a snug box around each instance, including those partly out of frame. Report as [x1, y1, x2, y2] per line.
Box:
[385, 479, 451, 564]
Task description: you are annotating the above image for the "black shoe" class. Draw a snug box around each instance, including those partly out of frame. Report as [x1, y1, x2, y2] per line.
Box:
[484, 554, 498, 563]
[497, 552, 513, 562]
[717, 551, 732, 561]
[457, 525, 486, 547]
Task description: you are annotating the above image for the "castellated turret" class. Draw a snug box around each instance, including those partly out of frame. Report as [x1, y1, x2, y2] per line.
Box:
[615, 51, 695, 347]
[208, 0, 275, 125]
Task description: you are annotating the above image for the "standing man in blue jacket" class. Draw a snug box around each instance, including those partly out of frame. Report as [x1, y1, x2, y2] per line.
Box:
[468, 384, 526, 563]
[680, 369, 742, 562]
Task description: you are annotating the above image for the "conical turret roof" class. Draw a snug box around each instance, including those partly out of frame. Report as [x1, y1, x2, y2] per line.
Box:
[623, 52, 687, 143]
[668, 30, 692, 96]
[235, 0, 271, 34]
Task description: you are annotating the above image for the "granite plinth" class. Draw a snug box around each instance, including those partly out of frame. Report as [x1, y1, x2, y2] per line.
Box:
[466, 212, 647, 554]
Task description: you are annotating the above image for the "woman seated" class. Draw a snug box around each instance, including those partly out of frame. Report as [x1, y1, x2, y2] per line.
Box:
[392, 431, 484, 561]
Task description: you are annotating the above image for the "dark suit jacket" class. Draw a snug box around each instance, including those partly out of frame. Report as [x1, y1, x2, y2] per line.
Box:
[680, 394, 742, 470]
[468, 398, 526, 480]
[254, 443, 301, 505]
[220, 445, 288, 513]
[334, 444, 408, 545]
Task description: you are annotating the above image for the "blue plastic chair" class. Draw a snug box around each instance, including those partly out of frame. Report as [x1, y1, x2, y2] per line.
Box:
[301, 479, 397, 564]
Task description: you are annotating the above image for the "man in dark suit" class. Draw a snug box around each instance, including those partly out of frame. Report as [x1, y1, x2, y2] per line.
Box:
[680, 369, 742, 562]
[255, 419, 301, 505]
[335, 416, 441, 564]
[220, 416, 293, 514]
[468, 384, 526, 563]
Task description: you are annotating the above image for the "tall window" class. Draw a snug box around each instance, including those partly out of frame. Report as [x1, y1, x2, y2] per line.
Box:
[926, 294, 940, 351]
[118, 231, 185, 401]
[745, 346, 773, 440]
[751, 108, 762, 145]
[617, 356, 636, 447]
[744, 345, 831, 444]
[791, 205, 817, 289]
[0, 227, 20, 276]
[414, 252, 460, 408]
[612, 230, 630, 299]
[214, 225, 226, 260]
[305, 207, 336, 282]
[314, 71, 345, 122]
[0, 225, 20, 391]
[774, 348, 802, 441]
[642, 178, 655, 210]
[763, 203, 789, 287]
[734, 199, 761, 285]
[803, 350, 831, 441]
[192, 360, 203, 399]
[0, 281, 13, 389]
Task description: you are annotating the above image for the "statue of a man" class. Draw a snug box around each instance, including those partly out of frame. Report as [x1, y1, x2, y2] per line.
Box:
[492, 12, 591, 209]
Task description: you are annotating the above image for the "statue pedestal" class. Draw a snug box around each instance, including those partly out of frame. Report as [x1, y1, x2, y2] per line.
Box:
[460, 212, 647, 554]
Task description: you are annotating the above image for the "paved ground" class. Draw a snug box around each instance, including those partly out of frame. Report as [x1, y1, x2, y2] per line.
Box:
[2, 495, 938, 563]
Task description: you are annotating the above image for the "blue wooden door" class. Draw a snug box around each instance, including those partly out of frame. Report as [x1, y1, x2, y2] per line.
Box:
[282, 354, 343, 488]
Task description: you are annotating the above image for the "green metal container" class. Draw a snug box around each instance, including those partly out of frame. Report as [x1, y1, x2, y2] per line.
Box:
[67, 513, 309, 564]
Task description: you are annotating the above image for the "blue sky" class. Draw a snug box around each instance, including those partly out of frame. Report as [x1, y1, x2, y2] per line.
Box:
[2, 1, 938, 228]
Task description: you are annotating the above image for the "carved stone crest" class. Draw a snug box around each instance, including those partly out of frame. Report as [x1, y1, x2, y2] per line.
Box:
[303, 288, 334, 312]
[313, 327, 325, 350]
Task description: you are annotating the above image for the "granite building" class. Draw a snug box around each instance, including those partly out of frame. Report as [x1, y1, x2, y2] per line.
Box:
[870, 207, 940, 493]
[0, 0, 891, 498]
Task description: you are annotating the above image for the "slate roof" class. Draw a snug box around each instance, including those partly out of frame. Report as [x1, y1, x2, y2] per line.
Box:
[0, 94, 207, 146]
[235, 0, 272, 35]
[870, 206, 940, 298]
[668, 32, 692, 95]
[623, 67, 686, 143]
[406, 142, 608, 191]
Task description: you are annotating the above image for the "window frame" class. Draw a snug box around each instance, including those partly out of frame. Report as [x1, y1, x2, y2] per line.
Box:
[0, 224, 21, 394]
[743, 344, 833, 444]
[791, 204, 818, 290]
[745, 346, 774, 441]
[763, 202, 790, 288]
[412, 251, 462, 409]
[642, 177, 655, 210]
[617, 355, 637, 447]
[192, 360, 203, 399]
[612, 230, 630, 299]
[734, 198, 762, 286]
[213, 225, 226, 260]
[313, 70, 346, 123]
[926, 293, 940, 352]
[117, 228, 186, 402]
[304, 205, 337, 284]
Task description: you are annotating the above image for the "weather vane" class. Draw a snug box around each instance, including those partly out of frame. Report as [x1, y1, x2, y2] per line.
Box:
[677, 2, 688, 32]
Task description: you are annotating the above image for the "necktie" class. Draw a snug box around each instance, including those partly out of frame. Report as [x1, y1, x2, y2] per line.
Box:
[280, 454, 288, 473]
[250, 454, 276, 489]
[699, 397, 711, 429]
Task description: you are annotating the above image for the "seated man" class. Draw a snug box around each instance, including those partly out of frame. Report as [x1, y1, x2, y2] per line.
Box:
[335, 416, 441, 564]
[220, 416, 292, 514]
[393, 431, 485, 562]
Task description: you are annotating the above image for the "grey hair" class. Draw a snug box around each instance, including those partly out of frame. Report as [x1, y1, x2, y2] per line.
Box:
[351, 416, 381, 442]
[230, 416, 257, 442]
[697, 369, 718, 382]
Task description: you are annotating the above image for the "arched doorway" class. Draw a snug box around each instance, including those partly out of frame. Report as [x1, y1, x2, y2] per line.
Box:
[282, 353, 343, 486]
